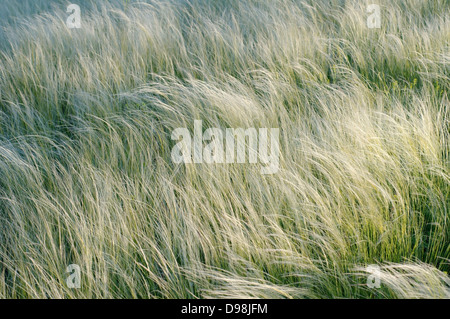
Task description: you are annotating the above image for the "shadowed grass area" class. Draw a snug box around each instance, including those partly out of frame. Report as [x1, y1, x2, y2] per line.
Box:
[0, 0, 449, 298]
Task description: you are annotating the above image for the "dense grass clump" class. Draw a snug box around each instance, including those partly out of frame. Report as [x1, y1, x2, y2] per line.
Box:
[0, 0, 449, 298]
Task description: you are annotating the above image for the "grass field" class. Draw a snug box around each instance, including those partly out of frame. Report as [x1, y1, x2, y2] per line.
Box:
[0, 0, 449, 298]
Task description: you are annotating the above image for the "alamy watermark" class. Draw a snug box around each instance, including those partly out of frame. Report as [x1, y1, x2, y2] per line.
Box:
[366, 265, 381, 288]
[66, 264, 81, 289]
[66, 4, 81, 29]
[171, 120, 280, 174]
[367, 4, 381, 29]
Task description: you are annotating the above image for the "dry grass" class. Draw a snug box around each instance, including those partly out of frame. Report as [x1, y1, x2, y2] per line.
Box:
[0, 0, 448, 298]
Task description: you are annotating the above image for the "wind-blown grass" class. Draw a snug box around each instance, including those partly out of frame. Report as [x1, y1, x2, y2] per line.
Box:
[0, 0, 448, 298]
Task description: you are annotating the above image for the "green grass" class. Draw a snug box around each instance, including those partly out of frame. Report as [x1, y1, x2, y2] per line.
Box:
[0, 0, 449, 298]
